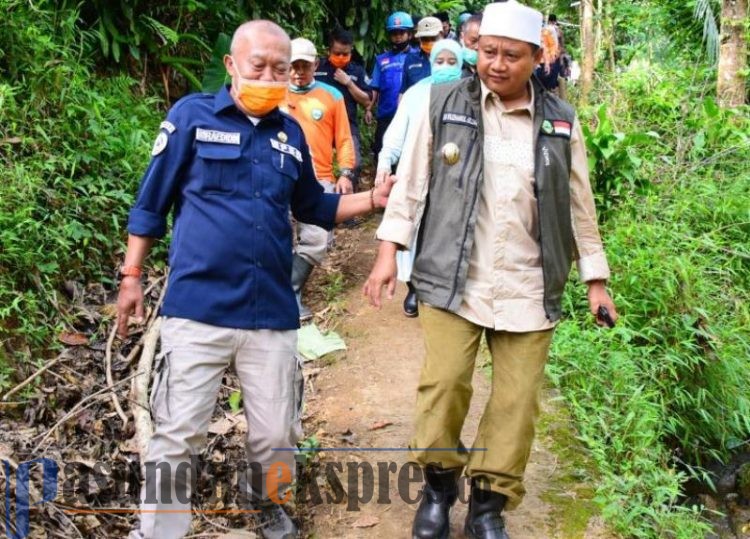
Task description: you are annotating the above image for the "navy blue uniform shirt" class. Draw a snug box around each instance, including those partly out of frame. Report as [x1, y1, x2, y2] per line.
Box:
[370, 47, 415, 119]
[315, 58, 370, 135]
[128, 86, 340, 330]
[400, 50, 432, 94]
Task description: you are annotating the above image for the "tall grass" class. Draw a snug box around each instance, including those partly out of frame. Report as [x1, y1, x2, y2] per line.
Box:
[550, 61, 750, 537]
[0, 4, 160, 375]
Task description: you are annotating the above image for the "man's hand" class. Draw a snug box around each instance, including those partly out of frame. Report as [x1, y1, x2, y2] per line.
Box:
[587, 280, 618, 327]
[372, 174, 396, 209]
[364, 109, 374, 125]
[117, 276, 145, 338]
[335, 176, 354, 194]
[374, 168, 391, 187]
[333, 68, 352, 87]
[363, 242, 398, 308]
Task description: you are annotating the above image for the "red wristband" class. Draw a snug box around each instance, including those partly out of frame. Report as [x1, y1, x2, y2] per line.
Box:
[119, 265, 142, 278]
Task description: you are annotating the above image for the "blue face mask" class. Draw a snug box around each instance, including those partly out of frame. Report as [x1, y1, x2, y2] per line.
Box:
[431, 63, 462, 85]
[462, 47, 478, 67]
[289, 82, 314, 93]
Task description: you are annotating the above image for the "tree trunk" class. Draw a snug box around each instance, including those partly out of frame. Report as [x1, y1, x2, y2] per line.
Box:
[717, 0, 748, 107]
[580, 0, 595, 102]
[595, 0, 604, 63]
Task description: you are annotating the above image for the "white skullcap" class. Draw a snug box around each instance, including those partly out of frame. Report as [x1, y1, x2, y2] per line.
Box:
[479, 0, 543, 47]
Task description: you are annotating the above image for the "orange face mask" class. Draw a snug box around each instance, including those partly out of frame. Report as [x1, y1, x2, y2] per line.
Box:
[420, 41, 435, 54]
[235, 78, 287, 117]
[329, 53, 351, 69]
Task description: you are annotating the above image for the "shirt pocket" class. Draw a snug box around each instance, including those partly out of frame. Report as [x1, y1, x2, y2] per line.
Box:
[271, 147, 301, 180]
[196, 142, 242, 194]
[270, 148, 301, 203]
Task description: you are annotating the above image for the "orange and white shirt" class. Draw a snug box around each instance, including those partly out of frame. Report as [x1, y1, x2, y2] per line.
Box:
[283, 81, 355, 182]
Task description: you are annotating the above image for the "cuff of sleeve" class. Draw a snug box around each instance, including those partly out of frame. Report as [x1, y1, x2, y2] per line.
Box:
[127, 208, 167, 238]
[313, 192, 341, 231]
[376, 158, 391, 172]
[577, 251, 611, 283]
[376, 216, 412, 249]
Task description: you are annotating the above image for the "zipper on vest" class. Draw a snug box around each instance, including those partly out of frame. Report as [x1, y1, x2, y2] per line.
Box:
[457, 133, 477, 189]
[533, 181, 552, 321]
[446, 134, 482, 310]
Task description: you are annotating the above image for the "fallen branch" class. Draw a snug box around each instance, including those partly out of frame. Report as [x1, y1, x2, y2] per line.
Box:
[32, 372, 141, 453]
[105, 323, 129, 428]
[2, 352, 69, 401]
[130, 316, 161, 466]
[143, 274, 166, 298]
[123, 280, 167, 366]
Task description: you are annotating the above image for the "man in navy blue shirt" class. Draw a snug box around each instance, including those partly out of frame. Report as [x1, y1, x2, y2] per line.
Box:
[400, 16, 443, 96]
[366, 11, 415, 162]
[117, 20, 393, 539]
[315, 26, 371, 191]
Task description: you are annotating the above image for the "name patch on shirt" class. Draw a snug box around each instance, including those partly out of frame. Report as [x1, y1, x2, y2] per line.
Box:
[442, 112, 478, 128]
[195, 128, 241, 145]
[540, 119, 572, 139]
[408, 63, 424, 70]
[270, 139, 303, 162]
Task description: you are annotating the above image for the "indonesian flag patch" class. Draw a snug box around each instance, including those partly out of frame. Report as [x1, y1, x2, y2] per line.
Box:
[541, 119, 572, 138]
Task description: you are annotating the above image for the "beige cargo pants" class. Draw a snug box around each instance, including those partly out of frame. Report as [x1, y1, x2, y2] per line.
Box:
[410, 305, 554, 510]
[131, 317, 303, 539]
[295, 180, 335, 266]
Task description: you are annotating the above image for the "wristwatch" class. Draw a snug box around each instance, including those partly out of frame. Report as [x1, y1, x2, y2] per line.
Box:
[118, 265, 142, 281]
[339, 168, 355, 179]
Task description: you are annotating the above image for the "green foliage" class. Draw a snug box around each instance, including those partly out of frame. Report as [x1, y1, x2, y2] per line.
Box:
[323, 271, 346, 304]
[295, 435, 321, 466]
[0, 2, 160, 372]
[551, 63, 750, 537]
[61, 0, 240, 92]
[201, 33, 231, 93]
[581, 104, 659, 215]
[228, 390, 243, 413]
[693, 0, 720, 62]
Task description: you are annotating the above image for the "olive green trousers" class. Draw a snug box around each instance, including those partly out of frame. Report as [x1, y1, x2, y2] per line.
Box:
[410, 305, 554, 510]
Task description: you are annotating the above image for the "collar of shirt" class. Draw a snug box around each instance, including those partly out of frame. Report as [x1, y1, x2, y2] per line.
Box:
[479, 79, 535, 117]
[288, 80, 318, 94]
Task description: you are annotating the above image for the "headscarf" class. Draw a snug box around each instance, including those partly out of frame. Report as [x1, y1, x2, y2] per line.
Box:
[428, 39, 464, 84]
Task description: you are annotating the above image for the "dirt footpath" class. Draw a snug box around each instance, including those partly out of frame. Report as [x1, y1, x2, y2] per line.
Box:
[302, 230, 610, 539]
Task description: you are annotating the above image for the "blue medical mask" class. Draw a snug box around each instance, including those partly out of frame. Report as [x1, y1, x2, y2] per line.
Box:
[289, 82, 314, 93]
[462, 47, 478, 67]
[431, 63, 462, 85]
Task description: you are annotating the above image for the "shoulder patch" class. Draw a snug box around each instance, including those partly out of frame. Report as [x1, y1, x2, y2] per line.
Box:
[442, 112, 478, 128]
[151, 132, 168, 156]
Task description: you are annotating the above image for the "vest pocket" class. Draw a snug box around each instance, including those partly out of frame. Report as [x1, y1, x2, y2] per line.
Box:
[196, 143, 241, 193]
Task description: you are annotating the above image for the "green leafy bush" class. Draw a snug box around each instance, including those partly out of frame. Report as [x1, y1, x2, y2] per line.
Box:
[0, 3, 160, 372]
[553, 64, 750, 537]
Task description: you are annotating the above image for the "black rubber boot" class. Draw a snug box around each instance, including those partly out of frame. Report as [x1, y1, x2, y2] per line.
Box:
[403, 281, 419, 318]
[291, 254, 314, 322]
[252, 497, 298, 539]
[464, 480, 510, 539]
[412, 465, 461, 539]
